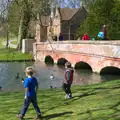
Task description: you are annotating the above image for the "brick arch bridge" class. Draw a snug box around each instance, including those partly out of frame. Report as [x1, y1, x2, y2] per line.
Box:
[33, 41, 120, 73]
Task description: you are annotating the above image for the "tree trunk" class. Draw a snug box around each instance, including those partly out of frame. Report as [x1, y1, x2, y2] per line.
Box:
[17, 1, 31, 50]
[17, 15, 23, 50]
[6, 30, 9, 48]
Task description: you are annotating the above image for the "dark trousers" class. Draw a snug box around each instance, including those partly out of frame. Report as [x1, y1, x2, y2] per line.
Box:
[21, 96, 41, 117]
[62, 83, 72, 95]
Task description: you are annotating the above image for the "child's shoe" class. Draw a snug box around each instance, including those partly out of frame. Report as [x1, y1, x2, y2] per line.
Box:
[34, 114, 42, 120]
[68, 94, 72, 99]
[16, 114, 24, 119]
[65, 94, 69, 99]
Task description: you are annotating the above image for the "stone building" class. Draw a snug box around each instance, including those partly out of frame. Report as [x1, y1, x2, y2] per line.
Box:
[36, 7, 87, 42]
[48, 6, 88, 40]
[35, 15, 50, 42]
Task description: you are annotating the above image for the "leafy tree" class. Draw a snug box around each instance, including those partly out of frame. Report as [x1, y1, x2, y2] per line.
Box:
[77, 0, 120, 40]
[7, 1, 21, 36]
[8, 0, 51, 49]
[0, 0, 12, 48]
[109, 0, 120, 39]
[17, 0, 32, 49]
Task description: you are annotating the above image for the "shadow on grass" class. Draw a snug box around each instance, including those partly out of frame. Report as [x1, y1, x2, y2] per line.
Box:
[43, 111, 73, 120]
[16, 112, 73, 120]
[28, 81, 120, 119]
[75, 100, 120, 120]
[66, 89, 99, 103]
[72, 83, 120, 102]
[23, 118, 33, 120]
[73, 81, 120, 91]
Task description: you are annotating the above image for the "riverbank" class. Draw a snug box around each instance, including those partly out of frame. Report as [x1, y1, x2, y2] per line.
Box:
[0, 80, 120, 120]
[0, 48, 34, 61]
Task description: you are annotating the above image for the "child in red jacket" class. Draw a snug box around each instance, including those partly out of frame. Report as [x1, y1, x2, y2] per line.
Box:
[82, 33, 90, 40]
[63, 62, 74, 99]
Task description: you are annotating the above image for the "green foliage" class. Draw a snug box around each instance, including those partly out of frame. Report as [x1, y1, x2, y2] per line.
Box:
[7, 0, 52, 49]
[8, 1, 21, 36]
[32, 0, 51, 16]
[0, 48, 33, 61]
[10, 40, 17, 45]
[77, 0, 120, 40]
[109, 1, 120, 39]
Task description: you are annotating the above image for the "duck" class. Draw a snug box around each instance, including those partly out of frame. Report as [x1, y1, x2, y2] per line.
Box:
[50, 74, 55, 80]
[15, 73, 20, 79]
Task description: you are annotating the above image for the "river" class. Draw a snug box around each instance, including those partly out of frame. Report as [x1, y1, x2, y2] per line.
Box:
[0, 62, 120, 92]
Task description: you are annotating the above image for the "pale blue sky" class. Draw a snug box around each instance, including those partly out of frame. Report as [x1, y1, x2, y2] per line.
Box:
[59, 0, 81, 8]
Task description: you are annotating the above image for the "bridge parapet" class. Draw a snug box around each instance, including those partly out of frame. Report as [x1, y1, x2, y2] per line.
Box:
[33, 41, 120, 73]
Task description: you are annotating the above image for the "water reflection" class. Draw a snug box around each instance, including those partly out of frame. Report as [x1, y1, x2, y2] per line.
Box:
[74, 69, 102, 85]
[0, 61, 120, 92]
[100, 74, 120, 82]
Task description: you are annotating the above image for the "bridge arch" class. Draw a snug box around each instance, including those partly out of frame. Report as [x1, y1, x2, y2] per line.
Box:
[57, 58, 68, 66]
[44, 55, 54, 64]
[74, 61, 93, 71]
[100, 66, 120, 75]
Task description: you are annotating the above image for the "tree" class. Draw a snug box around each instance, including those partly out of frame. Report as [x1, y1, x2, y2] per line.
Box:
[77, 0, 120, 40]
[109, 0, 120, 39]
[17, 0, 32, 49]
[0, 0, 12, 48]
[8, 0, 52, 50]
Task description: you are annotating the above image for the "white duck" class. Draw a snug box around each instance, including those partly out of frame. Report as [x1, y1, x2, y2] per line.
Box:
[50, 74, 55, 80]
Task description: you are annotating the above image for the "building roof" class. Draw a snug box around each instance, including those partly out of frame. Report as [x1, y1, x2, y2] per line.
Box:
[37, 7, 87, 26]
[59, 8, 79, 20]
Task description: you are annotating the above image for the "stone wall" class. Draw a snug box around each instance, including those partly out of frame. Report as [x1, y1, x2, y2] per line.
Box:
[22, 39, 34, 53]
[33, 41, 120, 73]
[35, 23, 47, 42]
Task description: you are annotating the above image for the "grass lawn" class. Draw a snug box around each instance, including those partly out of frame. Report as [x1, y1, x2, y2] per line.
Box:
[10, 41, 18, 45]
[0, 36, 33, 61]
[0, 48, 33, 61]
[0, 36, 18, 48]
[0, 80, 120, 120]
[0, 37, 6, 48]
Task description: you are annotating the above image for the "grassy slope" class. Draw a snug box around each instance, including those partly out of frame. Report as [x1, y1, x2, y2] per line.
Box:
[0, 80, 120, 120]
[0, 37, 33, 61]
[10, 41, 17, 45]
[0, 37, 6, 48]
[0, 36, 18, 46]
[0, 48, 33, 61]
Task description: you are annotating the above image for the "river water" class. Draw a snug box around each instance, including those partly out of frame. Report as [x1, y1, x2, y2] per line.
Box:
[0, 62, 120, 92]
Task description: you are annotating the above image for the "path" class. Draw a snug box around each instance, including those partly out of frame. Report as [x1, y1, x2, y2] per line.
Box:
[2, 40, 17, 48]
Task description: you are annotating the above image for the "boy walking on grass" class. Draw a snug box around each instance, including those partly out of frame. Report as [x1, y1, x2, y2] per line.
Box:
[63, 62, 74, 99]
[17, 67, 42, 120]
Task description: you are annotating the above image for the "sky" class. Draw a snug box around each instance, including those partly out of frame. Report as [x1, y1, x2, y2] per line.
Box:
[0, 0, 13, 17]
[58, 0, 81, 8]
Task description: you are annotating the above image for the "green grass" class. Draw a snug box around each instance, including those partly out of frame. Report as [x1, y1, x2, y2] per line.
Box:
[0, 48, 33, 61]
[0, 37, 6, 48]
[0, 36, 33, 61]
[1, 80, 120, 120]
[0, 36, 18, 48]
[10, 41, 17, 45]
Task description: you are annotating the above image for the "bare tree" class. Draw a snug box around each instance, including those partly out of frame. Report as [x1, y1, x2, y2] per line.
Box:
[0, 0, 12, 48]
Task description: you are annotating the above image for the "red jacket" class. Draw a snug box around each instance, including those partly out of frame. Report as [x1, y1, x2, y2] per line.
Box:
[82, 34, 90, 40]
[64, 68, 74, 84]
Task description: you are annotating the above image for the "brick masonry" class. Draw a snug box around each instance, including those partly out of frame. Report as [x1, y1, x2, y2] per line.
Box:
[33, 41, 120, 73]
